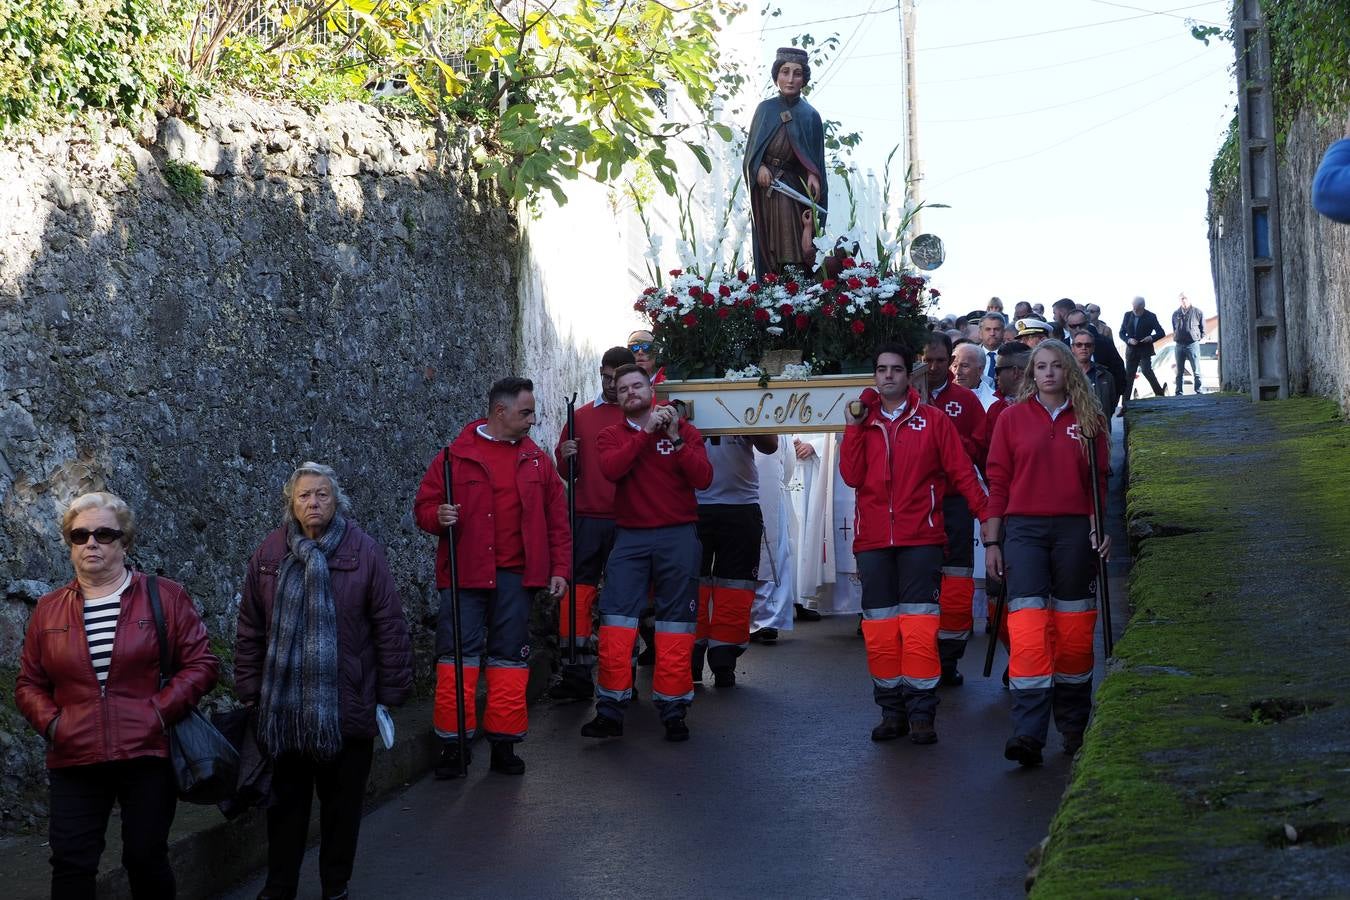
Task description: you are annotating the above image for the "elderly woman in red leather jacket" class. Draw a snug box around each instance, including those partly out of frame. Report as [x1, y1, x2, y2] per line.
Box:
[16, 491, 219, 899]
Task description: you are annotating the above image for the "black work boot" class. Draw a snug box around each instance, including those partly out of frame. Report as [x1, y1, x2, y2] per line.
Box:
[434, 741, 471, 779]
[909, 719, 938, 745]
[489, 740, 526, 775]
[1004, 735, 1044, 767]
[712, 666, 736, 688]
[870, 716, 909, 741]
[581, 714, 624, 738]
[664, 717, 691, 742]
[1061, 731, 1085, 755]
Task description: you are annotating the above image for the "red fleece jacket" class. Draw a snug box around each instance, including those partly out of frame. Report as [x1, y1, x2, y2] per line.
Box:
[597, 417, 712, 528]
[554, 399, 627, 519]
[985, 397, 1108, 519]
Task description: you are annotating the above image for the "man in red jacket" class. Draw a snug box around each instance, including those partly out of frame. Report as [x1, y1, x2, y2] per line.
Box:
[922, 332, 988, 686]
[581, 364, 712, 742]
[413, 377, 571, 777]
[550, 346, 636, 700]
[840, 343, 988, 744]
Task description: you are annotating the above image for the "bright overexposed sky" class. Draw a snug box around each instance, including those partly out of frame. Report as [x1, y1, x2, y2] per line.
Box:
[753, 0, 1235, 329]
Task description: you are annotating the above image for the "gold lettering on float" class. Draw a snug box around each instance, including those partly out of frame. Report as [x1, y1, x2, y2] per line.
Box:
[744, 393, 773, 426]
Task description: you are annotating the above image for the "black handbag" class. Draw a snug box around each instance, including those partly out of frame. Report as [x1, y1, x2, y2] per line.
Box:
[146, 575, 240, 805]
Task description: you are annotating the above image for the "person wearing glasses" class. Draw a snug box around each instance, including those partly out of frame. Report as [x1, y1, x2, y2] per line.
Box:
[626, 329, 666, 385]
[1064, 306, 1126, 417]
[549, 346, 637, 700]
[1070, 328, 1117, 433]
[16, 491, 219, 899]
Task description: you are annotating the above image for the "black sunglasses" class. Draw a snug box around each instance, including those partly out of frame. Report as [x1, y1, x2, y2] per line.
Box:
[70, 527, 124, 546]
[629, 342, 653, 353]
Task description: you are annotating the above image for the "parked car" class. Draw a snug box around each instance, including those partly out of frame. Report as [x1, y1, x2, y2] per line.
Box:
[1133, 338, 1219, 397]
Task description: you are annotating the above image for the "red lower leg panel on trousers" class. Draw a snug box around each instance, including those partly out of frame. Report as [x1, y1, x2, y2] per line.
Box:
[708, 583, 755, 646]
[559, 583, 597, 641]
[1052, 607, 1097, 682]
[652, 629, 696, 701]
[1007, 606, 1052, 690]
[597, 625, 638, 695]
[433, 662, 480, 738]
[938, 574, 975, 640]
[898, 614, 941, 687]
[861, 617, 903, 684]
[695, 582, 713, 642]
[483, 664, 529, 739]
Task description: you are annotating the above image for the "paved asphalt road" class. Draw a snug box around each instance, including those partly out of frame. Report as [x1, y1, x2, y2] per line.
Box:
[221, 430, 1128, 900]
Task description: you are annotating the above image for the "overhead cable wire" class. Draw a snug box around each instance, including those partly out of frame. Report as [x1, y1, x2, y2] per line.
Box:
[925, 66, 1229, 186]
[1085, 0, 1225, 27]
[848, 1, 1220, 59]
[810, 0, 884, 93]
[824, 31, 1182, 90]
[734, 4, 898, 36]
[924, 50, 1215, 124]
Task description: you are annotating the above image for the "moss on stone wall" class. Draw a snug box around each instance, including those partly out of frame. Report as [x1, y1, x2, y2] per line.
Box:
[1031, 397, 1350, 897]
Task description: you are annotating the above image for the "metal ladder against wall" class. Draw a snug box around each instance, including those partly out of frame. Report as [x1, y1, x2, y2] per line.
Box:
[1233, 0, 1290, 400]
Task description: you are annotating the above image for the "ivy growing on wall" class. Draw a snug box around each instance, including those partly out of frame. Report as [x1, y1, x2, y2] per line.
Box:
[1209, 0, 1350, 202]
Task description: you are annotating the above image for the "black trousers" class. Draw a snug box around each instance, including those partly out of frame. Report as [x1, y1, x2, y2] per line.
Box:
[265, 737, 375, 897]
[48, 757, 178, 900]
[1125, 349, 1165, 397]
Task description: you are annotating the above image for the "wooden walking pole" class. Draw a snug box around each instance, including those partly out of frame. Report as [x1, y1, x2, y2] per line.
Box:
[1086, 433, 1115, 657]
[442, 447, 468, 775]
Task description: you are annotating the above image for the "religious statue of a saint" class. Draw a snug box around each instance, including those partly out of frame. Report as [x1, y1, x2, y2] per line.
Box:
[744, 47, 828, 279]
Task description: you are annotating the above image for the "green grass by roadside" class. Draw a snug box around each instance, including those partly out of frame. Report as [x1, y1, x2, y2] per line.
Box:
[1031, 396, 1350, 898]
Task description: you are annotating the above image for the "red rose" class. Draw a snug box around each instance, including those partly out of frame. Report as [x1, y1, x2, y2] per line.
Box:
[643, 286, 658, 296]
[779, 303, 794, 317]
[670, 269, 683, 277]
[850, 320, 866, 335]
[795, 314, 810, 331]
[847, 277, 863, 290]
[821, 279, 837, 291]
[842, 257, 857, 269]
[880, 302, 898, 317]
[764, 272, 778, 284]
[754, 309, 771, 322]
[822, 303, 836, 317]
[719, 284, 732, 297]
[663, 295, 679, 307]
[701, 295, 715, 307]
[737, 270, 750, 282]
[633, 300, 645, 311]
[741, 298, 755, 308]
[682, 313, 697, 327]
[748, 283, 761, 293]
[929, 288, 941, 298]
[689, 286, 702, 298]
[865, 276, 879, 288]
[786, 281, 800, 296]
[717, 307, 731, 319]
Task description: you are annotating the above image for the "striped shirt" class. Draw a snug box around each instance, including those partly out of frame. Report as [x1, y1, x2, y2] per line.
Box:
[84, 571, 132, 685]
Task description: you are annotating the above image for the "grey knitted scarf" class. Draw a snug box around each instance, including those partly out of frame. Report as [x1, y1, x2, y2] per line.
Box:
[258, 515, 346, 760]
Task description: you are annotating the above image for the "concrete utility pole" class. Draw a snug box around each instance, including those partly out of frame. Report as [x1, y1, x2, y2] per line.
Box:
[1233, 0, 1290, 400]
[898, 0, 921, 233]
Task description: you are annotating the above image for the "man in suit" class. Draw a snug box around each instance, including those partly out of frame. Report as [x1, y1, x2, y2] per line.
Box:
[1119, 296, 1166, 401]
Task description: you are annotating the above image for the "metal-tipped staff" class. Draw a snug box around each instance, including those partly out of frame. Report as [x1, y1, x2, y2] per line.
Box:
[983, 564, 1006, 679]
[565, 392, 578, 666]
[441, 447, 468, 776]
[1085, 433, 1115, 657]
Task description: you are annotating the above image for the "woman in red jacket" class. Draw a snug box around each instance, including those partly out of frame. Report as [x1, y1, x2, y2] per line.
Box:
[983, 341, 1111, 767]
[16, 491, 219, 899]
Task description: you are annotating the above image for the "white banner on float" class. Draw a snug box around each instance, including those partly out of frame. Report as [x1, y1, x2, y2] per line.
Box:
[656, 375, 874, 435]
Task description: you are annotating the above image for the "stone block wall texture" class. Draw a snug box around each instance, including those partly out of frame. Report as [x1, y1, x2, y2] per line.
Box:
[1211, 111, 1350, 412]
[0, 96, 523, 830]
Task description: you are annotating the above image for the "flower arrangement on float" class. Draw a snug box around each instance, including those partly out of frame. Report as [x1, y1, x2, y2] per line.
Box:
[633, 253, 939, 381]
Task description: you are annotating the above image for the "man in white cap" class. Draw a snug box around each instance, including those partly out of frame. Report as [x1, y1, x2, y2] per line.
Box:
[1015, 317, 1052, 349]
